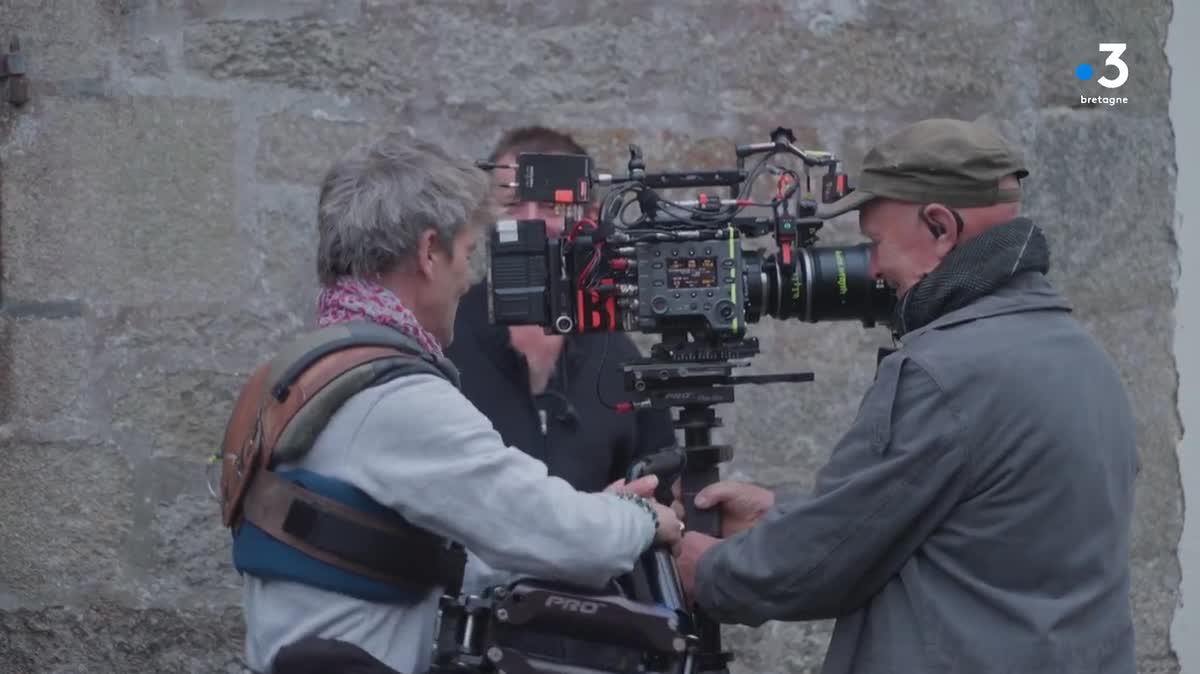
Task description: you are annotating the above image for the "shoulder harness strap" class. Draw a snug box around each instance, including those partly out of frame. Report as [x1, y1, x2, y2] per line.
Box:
[218, 321, 466, 593]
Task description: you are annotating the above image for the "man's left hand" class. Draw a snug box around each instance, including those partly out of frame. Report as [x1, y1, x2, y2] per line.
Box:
[672, 531, 721, 600]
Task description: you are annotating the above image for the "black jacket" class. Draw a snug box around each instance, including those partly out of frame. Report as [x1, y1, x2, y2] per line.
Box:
[446, 282, 677, 492]
[445, 283, 678, 671]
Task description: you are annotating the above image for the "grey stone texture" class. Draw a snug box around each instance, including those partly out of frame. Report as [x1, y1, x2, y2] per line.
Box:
[0, 1, 1183, 672]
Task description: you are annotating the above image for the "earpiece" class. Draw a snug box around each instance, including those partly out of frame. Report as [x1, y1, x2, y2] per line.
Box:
[920, 205, 947, 238]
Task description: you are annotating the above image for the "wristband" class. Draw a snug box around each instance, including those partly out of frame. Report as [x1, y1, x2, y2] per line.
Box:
[616, 492, 659, 541]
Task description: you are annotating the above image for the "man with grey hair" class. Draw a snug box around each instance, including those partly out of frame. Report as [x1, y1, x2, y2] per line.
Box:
[220, 133, 682, 674]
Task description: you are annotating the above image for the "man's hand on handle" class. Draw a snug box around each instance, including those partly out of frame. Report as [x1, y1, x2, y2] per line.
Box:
[669, 480, 776, 601]
[693, 480, 775, 537]
[605, 475, 683, 546]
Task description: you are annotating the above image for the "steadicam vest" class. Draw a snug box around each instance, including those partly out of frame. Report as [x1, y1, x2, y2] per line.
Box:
[217, 321, 467, 601]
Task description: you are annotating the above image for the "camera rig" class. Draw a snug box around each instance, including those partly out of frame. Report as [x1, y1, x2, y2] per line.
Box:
[430, 128, 896, 674]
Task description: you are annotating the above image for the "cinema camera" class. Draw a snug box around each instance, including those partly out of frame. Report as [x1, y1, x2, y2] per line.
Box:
[429, 128, 896, 674]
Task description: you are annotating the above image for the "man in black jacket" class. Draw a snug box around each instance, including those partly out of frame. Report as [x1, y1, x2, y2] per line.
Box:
[449, 126, 677, 491]
[445, 126, 679, 670]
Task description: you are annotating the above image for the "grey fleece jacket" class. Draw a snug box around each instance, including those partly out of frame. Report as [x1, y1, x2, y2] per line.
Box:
[695, 272, 1138, 674]
[241, 371, 657, 674]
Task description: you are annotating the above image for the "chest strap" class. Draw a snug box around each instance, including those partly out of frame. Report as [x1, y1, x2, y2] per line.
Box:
[242, 469, 467, 595]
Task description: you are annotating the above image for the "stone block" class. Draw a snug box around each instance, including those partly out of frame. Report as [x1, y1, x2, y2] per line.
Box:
[256, 113, 382, 186]
[255, 103, 511, 187]
[725, 620, 832, 674]
[105, 356, 245, 463]
[182, 0, 360, 21]
[0, 313, 93, 426]
[0, 604, 244, 674]
[0, 0, 118, 82]
[1133, 558, 1185, 671]
[134, 457, 240, 608]
[1021, 108, 1176, 316]
[1032, 0, 1171, 117]
[183, 18, 385, 98]
[1076, 303, 1181, 664]
[0, 436, 133, 605]
[92, 300, 307, 465]
[362, 0, 657, 31]
[252, 202, 320, 319]
[0, 95, 253, 307]
[94, 300, 303, 373]
[183, 0, 1026, 120]
[121, 36, 171, 77]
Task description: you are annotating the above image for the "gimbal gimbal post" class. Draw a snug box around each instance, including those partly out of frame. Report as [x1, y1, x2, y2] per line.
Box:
[622, 331, 814, 674]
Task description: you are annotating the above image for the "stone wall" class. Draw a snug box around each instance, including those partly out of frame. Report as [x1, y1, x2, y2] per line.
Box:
[0, 1, 1183, 672]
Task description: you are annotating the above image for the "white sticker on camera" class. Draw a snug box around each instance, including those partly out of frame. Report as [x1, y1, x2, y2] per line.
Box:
[497, 219, 519, 243]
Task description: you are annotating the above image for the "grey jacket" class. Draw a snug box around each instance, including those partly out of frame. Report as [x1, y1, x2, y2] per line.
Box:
[695, 272, 1138, 674]
[241, 370, 657, 673]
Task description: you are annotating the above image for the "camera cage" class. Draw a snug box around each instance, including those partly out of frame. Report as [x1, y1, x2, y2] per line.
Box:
[432, 129, 876, 674]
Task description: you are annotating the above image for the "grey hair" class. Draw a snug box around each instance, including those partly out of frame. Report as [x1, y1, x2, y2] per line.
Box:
[316, 133, 493, 286]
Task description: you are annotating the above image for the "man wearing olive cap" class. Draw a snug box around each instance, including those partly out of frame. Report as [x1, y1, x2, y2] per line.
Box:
[671, 119, 1138, 673]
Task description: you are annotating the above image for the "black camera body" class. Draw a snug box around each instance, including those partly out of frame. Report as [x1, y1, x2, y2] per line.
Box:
[485, 130, 895, 348]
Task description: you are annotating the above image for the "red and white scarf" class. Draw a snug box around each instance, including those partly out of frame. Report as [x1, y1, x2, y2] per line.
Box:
[316, 276, 444, 358]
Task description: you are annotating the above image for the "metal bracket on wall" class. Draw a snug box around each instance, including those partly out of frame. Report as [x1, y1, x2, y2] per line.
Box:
[0, 36, 29, 107]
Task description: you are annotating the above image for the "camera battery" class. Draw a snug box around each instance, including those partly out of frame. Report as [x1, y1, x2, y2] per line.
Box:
[516, 153, 593, 204]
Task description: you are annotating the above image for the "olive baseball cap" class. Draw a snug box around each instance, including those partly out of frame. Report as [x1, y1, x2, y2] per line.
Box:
[816, 118, 1028, 219]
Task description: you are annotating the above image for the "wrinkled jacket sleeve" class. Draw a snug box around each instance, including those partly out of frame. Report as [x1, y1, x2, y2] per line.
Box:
[694, 354, 969, 625]
[343, 374, 658, 591]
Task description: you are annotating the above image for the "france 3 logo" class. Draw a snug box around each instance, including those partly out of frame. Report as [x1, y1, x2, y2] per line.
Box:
[1077, 43, 1130, 107]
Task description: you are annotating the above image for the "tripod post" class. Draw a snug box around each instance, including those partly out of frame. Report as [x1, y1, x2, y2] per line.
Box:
[676, 405, 731, 545]
[620, 330, 814, 674]
[675, 405, 735, 674]
[621, 354, 742, 674]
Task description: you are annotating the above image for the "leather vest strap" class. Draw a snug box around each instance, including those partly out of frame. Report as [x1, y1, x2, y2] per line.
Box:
[242, 470, 466, 595]
[219, 321, 467, 595]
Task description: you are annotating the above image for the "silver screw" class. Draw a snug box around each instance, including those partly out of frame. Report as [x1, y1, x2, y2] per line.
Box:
[487, 647, 503, 663]
[495, 608, 509, 622]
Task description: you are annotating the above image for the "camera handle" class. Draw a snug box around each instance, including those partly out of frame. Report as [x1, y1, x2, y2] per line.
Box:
[621, 335, 815, 674]
[623, 404, 735, 674]
[676, 406, 732, 674]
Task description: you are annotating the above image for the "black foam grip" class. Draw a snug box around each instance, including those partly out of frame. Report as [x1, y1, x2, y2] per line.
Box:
[626, 448, 686, 506]
[682, 466, 722, 537]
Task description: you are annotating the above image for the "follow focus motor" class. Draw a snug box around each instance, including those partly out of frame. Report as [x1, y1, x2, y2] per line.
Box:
[431, 128, 897, 674]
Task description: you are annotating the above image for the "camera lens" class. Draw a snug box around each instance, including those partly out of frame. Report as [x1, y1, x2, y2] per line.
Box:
[749, 244, 895, 327]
